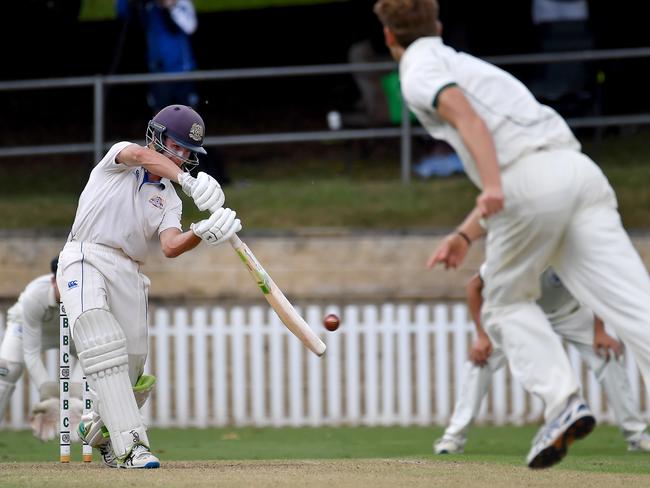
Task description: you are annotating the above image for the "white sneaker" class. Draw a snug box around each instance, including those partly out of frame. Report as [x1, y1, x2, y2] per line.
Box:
[119, 443, 161, 469]
[628, 432, 650, 452]
[526, 396, 595, 469]
[434, 437, 464, 454]
[99, 442, 118, 468]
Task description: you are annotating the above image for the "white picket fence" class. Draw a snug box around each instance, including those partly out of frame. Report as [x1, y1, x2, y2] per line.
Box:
[1, 302, 649, 429]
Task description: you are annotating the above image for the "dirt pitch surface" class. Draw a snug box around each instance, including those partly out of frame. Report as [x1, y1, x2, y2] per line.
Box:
[1, 459, 649, 488]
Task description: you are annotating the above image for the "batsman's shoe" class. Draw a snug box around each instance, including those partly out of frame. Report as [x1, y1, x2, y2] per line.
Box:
[119, 443, 161, 469]
[526, 396, 595, 469]
[434, 437, 464, 454]
[628, 432, 650, 452]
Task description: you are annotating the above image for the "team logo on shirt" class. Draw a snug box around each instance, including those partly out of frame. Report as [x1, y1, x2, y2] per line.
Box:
[189, 123, 204, 142]
[149, 195, 165, 209]
[67, 280, 78, 289]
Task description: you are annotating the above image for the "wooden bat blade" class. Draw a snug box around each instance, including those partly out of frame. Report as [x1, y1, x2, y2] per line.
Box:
[230, 235, 326, 357]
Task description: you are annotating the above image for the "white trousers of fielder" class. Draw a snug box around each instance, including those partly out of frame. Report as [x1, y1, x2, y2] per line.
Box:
[443, 307, 647, 446]
[482, 149, 650, 422]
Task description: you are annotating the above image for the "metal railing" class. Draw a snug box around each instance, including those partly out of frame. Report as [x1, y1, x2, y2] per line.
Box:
[2, 46, 650, 183]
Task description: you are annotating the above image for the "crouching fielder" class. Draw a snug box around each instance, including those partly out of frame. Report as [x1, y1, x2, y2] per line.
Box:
[0, 258, 84, 439]
[435, 266, 650, 455]
[57, 104, 240, 468]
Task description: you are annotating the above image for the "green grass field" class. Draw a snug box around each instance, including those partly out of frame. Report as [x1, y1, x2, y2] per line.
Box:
[2, 426, 649, 487]
[1, 425, 649, 474]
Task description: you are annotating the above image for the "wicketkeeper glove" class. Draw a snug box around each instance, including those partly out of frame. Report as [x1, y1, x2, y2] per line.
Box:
[30, 381, 83, 442]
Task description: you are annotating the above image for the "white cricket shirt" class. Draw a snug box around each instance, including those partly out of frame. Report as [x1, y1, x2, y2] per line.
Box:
[68, 142, 183, 263]
[7, 275, 59, 389]
[400, 37, 581, 188]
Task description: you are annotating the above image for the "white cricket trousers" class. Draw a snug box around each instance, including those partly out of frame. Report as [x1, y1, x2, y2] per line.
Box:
[443, 307, 647, 445]
[57, 241, 150, 384]
[482, 149, 650, 421]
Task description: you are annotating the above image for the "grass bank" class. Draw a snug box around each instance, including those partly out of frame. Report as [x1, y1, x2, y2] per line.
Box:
[2, 130, 649, 231]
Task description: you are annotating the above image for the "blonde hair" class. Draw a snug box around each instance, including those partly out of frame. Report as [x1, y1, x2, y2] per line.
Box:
[373, 0, 439, 48]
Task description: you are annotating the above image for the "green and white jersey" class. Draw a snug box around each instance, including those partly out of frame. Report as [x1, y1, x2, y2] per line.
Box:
[6, 275, 60, 389]
[399, 37, 580, 188]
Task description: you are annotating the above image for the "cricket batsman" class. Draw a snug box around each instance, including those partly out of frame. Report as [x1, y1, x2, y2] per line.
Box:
[57, 104, 240, 468]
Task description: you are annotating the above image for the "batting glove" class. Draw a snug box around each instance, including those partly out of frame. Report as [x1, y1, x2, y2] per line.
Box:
[191, 207, 242, 246]
[179, 171, 225, 213]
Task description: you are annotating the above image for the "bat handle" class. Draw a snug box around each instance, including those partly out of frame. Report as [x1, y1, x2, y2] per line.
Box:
[229, 234, 243, 249]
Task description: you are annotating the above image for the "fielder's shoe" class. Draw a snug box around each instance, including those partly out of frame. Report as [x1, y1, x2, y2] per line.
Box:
[434, 437, 464, 454]
[628, 432, 650, 452]
[526, 396, 596, 469]
[119, 443, 161, 469]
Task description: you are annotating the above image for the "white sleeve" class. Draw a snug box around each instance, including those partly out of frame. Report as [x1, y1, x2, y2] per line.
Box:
[20, 297, 51, 390]
[401, 61, 457, 113]
[96, 141, 137, 173]
[169, 0, 197, 35]
[158, 193, 183, 234]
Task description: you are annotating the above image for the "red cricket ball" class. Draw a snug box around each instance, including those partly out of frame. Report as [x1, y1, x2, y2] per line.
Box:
[323, 313, 340, 332]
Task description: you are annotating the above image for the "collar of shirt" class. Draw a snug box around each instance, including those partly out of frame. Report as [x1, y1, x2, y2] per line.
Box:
[139, 169, 166, 191]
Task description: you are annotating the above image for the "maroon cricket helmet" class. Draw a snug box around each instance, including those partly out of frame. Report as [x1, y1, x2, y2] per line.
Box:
[146, 104, 207, 172]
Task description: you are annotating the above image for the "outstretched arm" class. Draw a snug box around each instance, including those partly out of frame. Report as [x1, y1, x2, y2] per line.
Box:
[427, 207, 485, 270]
[21, 311, 50, 392]
[437, 87, 504, 218]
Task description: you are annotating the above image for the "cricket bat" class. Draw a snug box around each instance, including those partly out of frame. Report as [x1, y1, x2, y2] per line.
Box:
[230, 234, 327, 357]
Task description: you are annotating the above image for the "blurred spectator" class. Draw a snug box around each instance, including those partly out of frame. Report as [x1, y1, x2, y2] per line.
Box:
[347, 39, 392, 127]
[531, 0, 595, 114]
[117, 0, 199, 112]
[332, 0, 392, 127]
[117, 0, 231, 184]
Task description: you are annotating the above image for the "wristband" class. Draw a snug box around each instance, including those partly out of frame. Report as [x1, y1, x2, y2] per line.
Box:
[456, 230, 472, 246]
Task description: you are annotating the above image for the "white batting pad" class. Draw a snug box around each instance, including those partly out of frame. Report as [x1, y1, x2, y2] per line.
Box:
[79, 373, 155, 448]
[74, 309, 149, 459]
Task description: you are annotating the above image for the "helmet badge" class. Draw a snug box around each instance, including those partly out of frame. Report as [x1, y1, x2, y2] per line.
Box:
[189, 123, 204, 142]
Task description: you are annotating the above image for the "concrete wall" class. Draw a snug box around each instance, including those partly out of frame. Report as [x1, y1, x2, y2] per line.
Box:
[2, 231, 650, 301]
